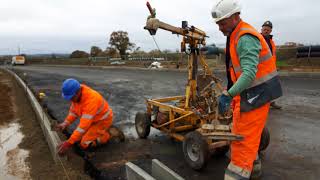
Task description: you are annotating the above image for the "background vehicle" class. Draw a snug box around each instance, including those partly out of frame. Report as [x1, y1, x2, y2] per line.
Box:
[11, 55, 25, 65]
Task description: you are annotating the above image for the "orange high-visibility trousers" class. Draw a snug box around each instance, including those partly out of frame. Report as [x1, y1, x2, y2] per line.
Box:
[230, 96, 270, 172]
[80, 118, 112, 149]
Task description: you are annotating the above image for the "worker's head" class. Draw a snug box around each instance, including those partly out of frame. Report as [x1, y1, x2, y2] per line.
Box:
[211, 0, 242, 36]
[261, 21, 273, 36]
[61, 78, 81, 102]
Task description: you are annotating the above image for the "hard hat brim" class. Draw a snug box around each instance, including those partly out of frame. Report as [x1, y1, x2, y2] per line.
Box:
[213, 7, 241, 23]
[62, 92, 75, 100]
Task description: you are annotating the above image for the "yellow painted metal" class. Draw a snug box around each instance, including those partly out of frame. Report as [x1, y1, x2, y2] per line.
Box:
[208, 141, 229, 150]
[157, 112, 194, 128]
[199, 53, 224, 92]
[190, 79, 197, 102]
[188, 53, 193, 80]
[184, 86, 191, 109]
[160, 126, 185, 141]
[168, 133, 185, 141]
[152, 96, 185, 103]
[173, 125, 195, 132]
[148, 99, 190, 115]
[199, 53, 212, 76]
[151, 124, 185, 141]
[143, 3, 237, 144]
[169, 109, 175, 130]
[145, 18, 207, 42]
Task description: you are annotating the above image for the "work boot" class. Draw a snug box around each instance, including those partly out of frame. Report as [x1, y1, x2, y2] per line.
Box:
[250, 159, 262, 180]
[225, 168, 250, 180]
[270, 101, 282, 109]
[225, 163, 250, 180]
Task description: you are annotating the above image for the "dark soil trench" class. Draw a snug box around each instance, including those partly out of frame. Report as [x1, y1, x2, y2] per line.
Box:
[0, 69, 90, 179]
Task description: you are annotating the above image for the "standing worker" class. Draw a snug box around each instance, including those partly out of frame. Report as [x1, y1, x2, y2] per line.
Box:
[261, 20, 282, 109]
[56, 78, 113, 155]
[211, 0, 282, 179]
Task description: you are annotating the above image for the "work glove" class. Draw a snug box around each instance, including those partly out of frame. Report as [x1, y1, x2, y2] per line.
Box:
[55, 121, 69, 132]
[218, 90, 233, 115]
[57, 141, 73, 156]
[200, 44, 222, 55]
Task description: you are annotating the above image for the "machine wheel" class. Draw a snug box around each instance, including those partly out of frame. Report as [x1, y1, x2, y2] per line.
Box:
[135, 112, 151, 139]
[183, 131, 209, 170]
[259, 127, 270, 152]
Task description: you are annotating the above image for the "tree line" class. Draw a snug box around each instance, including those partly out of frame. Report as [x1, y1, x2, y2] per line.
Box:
[70, 30, 173, 59]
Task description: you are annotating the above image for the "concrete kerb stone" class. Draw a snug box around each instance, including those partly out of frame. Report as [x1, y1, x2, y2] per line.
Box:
[2, 67, 62, 163]
[152, 159, 185, 180]
[126, 162, 156, 180]
[125, 159, 185, 180]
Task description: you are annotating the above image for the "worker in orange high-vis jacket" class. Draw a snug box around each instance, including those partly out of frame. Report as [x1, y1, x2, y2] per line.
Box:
[211, 0, 282, 179]
[261, 20, 282, 109]
[56, 78, 113, 156]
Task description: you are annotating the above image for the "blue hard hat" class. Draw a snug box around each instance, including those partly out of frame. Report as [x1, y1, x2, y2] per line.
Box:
[61, 78, 80, 100]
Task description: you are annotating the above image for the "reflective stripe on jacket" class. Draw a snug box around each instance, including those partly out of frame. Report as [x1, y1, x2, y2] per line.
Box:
[229, 20, 277, 87]
[65, 84, 113, 144]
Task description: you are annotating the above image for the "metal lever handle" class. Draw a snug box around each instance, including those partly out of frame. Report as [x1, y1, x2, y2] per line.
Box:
[146, 2, 155, 16]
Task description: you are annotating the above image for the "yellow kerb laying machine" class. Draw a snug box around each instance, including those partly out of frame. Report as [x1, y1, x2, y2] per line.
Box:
[135, 2, 269, 170]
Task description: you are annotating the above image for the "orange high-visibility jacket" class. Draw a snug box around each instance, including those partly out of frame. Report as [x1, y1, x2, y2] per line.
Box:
[229, 20, 277, 88]
[64, 84, 113, 144]
[270, 38, 277, 60]
[263, 34, 277, 62]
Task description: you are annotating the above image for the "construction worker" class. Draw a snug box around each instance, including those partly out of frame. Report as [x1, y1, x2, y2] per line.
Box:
[56, 78, 113, 156]
[211, 0, 282, 179]
[261, 20, 282, 109]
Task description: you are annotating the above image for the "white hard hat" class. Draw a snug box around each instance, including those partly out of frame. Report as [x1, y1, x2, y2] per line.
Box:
[211, 0, 242, 22]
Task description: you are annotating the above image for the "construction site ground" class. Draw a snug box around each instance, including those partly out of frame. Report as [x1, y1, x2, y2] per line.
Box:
[7, 65, 320, 180]
[0, 69, 90, 179]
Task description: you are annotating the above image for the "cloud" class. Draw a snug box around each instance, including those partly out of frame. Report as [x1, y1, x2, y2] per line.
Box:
[0, 0, 319, 54]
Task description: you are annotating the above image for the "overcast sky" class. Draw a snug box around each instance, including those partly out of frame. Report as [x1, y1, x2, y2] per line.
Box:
[0, 0, 319, 55]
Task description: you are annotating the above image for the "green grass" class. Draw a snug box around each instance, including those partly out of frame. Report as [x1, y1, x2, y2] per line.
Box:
[276, 60, 289, 67]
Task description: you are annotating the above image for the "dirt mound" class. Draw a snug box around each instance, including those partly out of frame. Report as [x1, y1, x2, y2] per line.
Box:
[0, 71, 14, 125]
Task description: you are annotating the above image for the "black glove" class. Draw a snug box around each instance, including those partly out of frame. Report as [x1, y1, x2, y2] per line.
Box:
[218, 90, 233, 115]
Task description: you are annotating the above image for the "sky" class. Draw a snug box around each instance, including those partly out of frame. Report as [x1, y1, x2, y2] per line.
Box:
[0, 0, 319, 55]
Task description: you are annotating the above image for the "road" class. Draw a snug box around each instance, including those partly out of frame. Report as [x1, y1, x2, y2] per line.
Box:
[11, 65, 320, 180]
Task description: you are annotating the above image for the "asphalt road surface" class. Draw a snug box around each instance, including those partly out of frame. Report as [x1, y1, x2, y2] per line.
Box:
[11, 65, 320, 180]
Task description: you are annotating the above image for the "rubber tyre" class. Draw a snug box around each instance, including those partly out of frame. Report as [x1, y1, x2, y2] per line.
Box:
[135, 112, 151, 139]
[183, 131, 209, 170]
[259, 127, 270, 152]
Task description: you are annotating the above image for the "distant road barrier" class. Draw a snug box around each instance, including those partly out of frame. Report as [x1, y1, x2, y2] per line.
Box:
[297, 45, 320, 58]
[89, 56, 166, 61]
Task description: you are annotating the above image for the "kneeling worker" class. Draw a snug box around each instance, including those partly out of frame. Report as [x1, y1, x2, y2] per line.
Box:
[56, 78, 113, 155]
